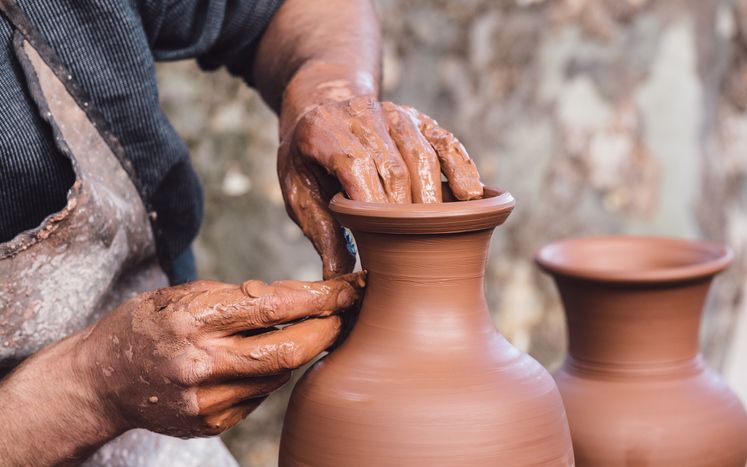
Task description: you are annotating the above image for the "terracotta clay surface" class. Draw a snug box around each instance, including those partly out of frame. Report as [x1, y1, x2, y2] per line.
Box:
[279, 188, 574, 467]
[536, 236, 747, 467]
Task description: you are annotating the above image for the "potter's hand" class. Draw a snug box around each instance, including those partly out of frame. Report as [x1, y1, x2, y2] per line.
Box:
[278, 73, 483, 279]
[251, 1, 483, 278]
[78, 272, 365, 438]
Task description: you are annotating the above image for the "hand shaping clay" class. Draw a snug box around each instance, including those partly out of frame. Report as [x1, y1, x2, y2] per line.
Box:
[279, 187, 574, 466]
[536, 236, 747, 467]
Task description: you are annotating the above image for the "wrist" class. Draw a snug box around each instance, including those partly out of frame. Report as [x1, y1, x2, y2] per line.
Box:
[40, 332, 124, 443]
[0, 331, 123, 465]
[68, 328, 128, 436]
[279, 60, 378, 139]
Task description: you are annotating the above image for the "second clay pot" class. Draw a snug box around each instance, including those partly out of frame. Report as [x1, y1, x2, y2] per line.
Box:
[537, 236, 747, 467]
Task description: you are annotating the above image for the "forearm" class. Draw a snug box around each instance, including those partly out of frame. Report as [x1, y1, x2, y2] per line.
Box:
[0, 333, 119, 466]
[253, 0, 382, 134]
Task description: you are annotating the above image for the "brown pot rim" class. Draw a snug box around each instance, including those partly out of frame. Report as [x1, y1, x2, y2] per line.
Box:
[534, 236, 734, 284]
[329, 186, 515, 234]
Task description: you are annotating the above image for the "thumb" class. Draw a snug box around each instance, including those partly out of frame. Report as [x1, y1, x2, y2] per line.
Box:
[279, 153, 355, 279]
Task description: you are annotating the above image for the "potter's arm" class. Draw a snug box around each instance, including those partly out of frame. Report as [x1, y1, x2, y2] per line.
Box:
[0, 273, 365, 466]
[253, 0, 381, 133]
[0, 335, 117, 466]
[251, 0, 484, 279]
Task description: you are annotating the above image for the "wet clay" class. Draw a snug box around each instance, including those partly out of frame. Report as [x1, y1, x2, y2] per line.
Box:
[279, 187, 574, 467]
[536, 237, 747, 467]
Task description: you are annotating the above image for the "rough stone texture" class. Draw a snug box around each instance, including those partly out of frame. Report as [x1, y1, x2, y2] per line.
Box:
[156, 1, 747, 465]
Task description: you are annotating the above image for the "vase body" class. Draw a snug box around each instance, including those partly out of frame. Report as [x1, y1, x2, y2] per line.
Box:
[279, 189, 574, 467]
[537, 236, 747, 467]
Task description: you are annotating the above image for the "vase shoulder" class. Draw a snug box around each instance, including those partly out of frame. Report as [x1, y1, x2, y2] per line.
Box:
[554, 362, 747, 466]
[281, 337, 573, 467]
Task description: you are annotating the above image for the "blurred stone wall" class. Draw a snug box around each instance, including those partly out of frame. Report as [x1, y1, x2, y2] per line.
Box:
[156, 1, 747, 465]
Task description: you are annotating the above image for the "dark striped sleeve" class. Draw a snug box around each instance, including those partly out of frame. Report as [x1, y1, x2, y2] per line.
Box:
[138, 0, 284, 85]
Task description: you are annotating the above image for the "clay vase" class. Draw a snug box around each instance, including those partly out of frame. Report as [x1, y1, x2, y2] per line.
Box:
[279, 187, 574, 467]
[536, 236, 747, 467]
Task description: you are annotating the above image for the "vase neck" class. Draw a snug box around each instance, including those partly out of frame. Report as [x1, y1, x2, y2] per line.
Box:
[350, 229, 497, 350]
[555, 276, 712, 375]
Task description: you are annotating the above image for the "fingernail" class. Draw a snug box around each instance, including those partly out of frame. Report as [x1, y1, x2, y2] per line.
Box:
[356, 271, 367, 288]
[340, 271, 366, 289]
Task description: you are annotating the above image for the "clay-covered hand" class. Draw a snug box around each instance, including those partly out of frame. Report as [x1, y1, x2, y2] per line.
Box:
[75, 272, 365, 438]
[278, 66, 483, 279]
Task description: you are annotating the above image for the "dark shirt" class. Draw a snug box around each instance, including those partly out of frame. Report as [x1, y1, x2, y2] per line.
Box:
[0, 0, 282, 283]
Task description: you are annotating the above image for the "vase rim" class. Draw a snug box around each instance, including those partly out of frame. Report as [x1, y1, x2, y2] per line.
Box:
[328, 186, 515, 234]
[535, 236, 733, 284]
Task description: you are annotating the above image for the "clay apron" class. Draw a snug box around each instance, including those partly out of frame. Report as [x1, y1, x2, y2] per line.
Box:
[0, 2, 236, 465]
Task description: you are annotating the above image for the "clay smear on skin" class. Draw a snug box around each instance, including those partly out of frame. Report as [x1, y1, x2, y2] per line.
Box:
[93, 274, 363, 437]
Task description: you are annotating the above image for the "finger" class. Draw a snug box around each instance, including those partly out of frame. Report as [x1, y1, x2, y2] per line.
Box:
[199, 272, 364, 331]
[407, 107, 483, 200]
[202, 397, 265, 436]
[212, 315, 342, 378]
[239, 272, 365, 323]
[197, 373, 290, 413]
[279, 152, 355, 278]
[347, 97, 412, 204]
[329, 303, 360, 351]
[294, 106, 387, 202]
[272, 273, 366, 352]
[382, 102, 442, 203]
[270, 271, 366, 292]
[147, 279, 233, 311]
